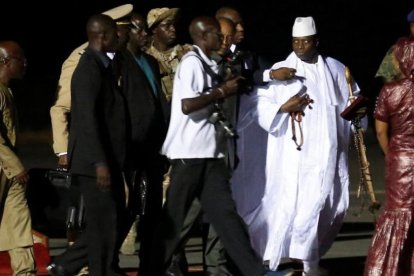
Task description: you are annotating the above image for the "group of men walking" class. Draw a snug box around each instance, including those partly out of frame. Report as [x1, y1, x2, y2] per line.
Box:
[0, 3, 379, 276]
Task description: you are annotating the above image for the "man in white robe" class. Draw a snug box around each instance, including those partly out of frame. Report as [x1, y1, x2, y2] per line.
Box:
[232, 16, 362, 275]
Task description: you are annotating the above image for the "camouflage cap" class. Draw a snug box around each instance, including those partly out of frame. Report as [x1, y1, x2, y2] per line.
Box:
[147, 7, 179, 29]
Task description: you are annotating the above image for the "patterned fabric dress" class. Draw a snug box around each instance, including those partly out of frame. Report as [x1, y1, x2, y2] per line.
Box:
[364, 37, 414, 276]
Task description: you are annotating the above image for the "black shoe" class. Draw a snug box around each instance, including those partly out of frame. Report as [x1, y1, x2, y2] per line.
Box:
[164, 260, 184, 276]
[164, 263, 184, 276]
[164, 253, 186, 276]
[46, 263, 66, 276]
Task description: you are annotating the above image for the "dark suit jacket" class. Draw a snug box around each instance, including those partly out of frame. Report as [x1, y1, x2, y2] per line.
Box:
[118, 50, 169, 166]
[68, 48, 127, 177]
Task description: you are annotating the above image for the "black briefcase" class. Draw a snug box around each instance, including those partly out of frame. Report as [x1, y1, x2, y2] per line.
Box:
[26, 168, 84, 238]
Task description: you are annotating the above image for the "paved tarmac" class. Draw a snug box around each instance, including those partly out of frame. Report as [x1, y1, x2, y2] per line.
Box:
[18, 128, 385, 275]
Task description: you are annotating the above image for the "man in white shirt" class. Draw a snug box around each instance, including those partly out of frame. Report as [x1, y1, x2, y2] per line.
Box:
[151, 16, 271, 276]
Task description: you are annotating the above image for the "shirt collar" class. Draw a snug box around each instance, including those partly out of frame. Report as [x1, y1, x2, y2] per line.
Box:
[88, 48, 112, 68]
[193, 45, 217, 67]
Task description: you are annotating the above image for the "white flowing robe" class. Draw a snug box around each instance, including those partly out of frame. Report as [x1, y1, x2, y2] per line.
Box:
[232, 52, 360, 271]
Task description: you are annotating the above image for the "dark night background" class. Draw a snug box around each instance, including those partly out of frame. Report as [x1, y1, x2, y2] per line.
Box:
[1, 0, 412, 131]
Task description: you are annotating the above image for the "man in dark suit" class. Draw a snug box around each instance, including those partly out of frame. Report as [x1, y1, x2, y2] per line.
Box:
[47, 14, 128, 276]
[117, 12, 169, 276]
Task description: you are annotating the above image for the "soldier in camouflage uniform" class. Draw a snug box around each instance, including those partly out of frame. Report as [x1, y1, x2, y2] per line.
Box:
[146, 8, 192, 103]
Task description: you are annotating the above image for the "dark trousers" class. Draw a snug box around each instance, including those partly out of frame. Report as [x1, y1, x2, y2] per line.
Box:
[204, 224, 236, 274]
[152, 158, 264, 276]
[175, 199, 233, 274]
[133, 153, 166, 276]
[54, 173, 125, 276]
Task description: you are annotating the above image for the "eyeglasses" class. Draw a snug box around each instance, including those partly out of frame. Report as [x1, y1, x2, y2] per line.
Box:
[2, 56, 27, 66]
[129, 22, 147, 33]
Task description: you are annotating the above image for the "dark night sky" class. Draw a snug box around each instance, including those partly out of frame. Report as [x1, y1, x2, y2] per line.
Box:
[1, 0, 412, 130]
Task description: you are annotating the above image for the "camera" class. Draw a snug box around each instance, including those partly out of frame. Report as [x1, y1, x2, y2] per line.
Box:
[208, 103, 237, 138]
[223, 50, 253, 94]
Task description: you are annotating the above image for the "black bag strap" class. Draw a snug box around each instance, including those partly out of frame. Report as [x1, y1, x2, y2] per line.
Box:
[190, 47, 223, 87]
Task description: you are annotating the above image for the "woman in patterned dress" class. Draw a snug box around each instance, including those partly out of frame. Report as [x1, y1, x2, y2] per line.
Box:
[364, 36, 414, 276]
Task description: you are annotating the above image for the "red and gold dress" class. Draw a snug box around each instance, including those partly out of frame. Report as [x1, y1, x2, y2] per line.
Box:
[364, 76, 414, 276]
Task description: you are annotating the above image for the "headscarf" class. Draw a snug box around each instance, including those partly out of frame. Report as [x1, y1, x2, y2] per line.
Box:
[393, 37, 414, 78]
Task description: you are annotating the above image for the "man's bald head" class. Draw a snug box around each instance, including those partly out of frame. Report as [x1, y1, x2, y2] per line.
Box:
[189, 16, 219, 41]
[216, 7, 241, 22]
[0, 41, 24, 60]
[215, 6, 244, 44]
[189, 16, 221, 55]
[217, 18, 235, 56]
[0, 41, 26, 83]
[86, 14, 119, 52]
[217, 17, 235, 36]
[87, 14, 116, 36]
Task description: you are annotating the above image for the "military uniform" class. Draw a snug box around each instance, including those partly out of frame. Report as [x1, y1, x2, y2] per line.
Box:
[50, 43, 87, 154]
[0, 84, 35, 276]
[146, 43, 192, 102]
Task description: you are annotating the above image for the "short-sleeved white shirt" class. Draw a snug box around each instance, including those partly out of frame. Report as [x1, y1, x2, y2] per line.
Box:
[161, 45, 226, 159]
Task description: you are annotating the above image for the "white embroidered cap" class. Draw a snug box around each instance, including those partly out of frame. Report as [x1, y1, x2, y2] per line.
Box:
[292, 16, 317, 37]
